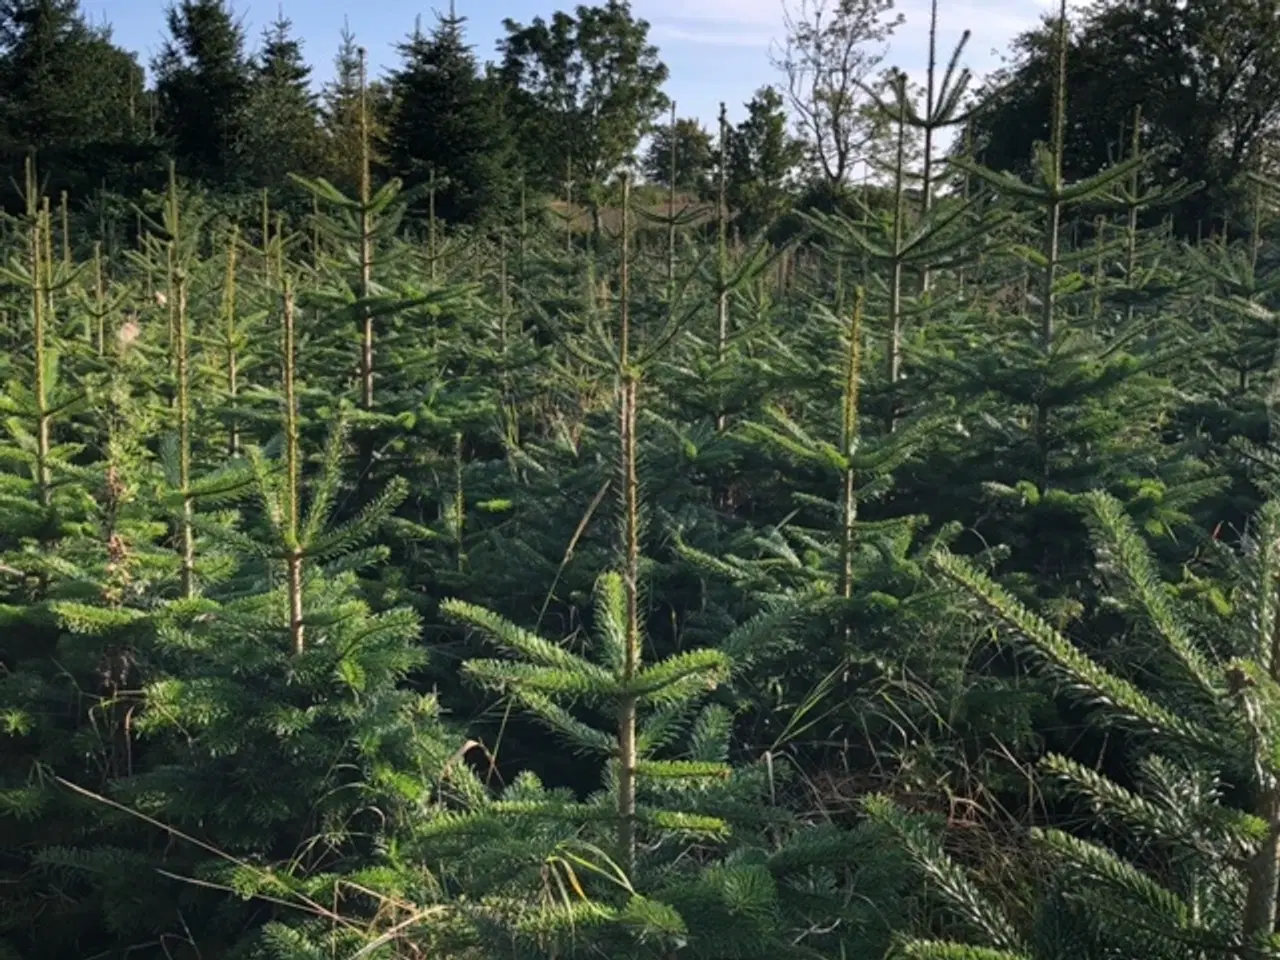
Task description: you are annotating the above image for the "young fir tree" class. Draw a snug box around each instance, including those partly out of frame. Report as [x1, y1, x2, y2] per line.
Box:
[671, 283, 967, 766]
[1177, 174, 1280, 522]
[803, 35, 1002, 431]
[401, 176, 908, 959]
[901, 0, 1221, 623]
[866, 489, 1280, 959]
[0, 159, 110, 957]
[61, 278, 473, 956]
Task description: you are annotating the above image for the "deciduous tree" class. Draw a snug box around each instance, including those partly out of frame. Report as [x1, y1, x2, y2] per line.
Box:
[771, 0, 902, 196]
[642, 116, 715, 196]
[971, 0, 1280, 237]
[499, 0, 669, 233]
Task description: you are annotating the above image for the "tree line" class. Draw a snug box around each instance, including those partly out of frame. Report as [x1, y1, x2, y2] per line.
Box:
[6, 0, 1280, 242]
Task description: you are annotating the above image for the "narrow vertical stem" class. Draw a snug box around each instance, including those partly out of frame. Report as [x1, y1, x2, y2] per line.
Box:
[716, 102, 729, 360]
[958, 120, 973, 296]
[1043, 197, 1062, 350]
[224, 227, 241, 455]
[284, 287, 299, 544]
[1042, 0, 1068, 352]
[619, 174, 632, 367]
[834, 258, 845, 317]
[667, 100, 677, 297]
[312, 195, 322, 269]
[499, 233, 510, 347]
[519, 179, 528, 286]
[1245, 581, 1280, 946]
[274, 214, 284, 280]
[1035, 0, 1069, 485]
[840, 287, 864, 601]
[165, 244, 178, 362]
[28, 160, 50, 506]
[1123, 107, 1141, 327]
[429, 167, 438, 283]
[283, 280, 305, 656]
[176, 265, 195, 600]
[1091, 215, 1106, 322]
[887, 72, 908, 431]
[261, 188, 271, 282]
[499, 235, 513, 440]
[1244, 795, 1280, 952]
[453, 431, 465, 571]
[41, 196, 54, 316]
[1250, 178, 1263, 278]
[60, 191, 71, 269]
[94, 241, 105, 355]
[617, 171, 639, 875]
[565, 152, 574, 254]
[919, 0, 938, 296]
[358, 46, 375, 410]
[716, 102, 729, 433]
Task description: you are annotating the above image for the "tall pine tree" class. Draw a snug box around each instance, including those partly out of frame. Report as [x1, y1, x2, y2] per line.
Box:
[386, 8, 517, 225]
[153, 0, 252, 185]
[239, 14, 321, 194]
[0, 0, 149, 204]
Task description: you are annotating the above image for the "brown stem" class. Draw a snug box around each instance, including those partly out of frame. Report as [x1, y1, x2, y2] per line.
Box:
[94, 241, 105, 355]
[358, 47, 374, 410]
[1042, 0, 1068, 352]
[224, 227, 240, 456]
[919, 0, 938, 296]
[176, 267, 194, 600]
[617, 172, 639, 874]
[283, 281, 305, 656]
[887, 74, 908, 430]
[716, 102, 730, 434]
[28, 160, 50, 505]
[60, 191, 70, 269]
[667, 100, 677, 297]
[840, 288, 865, 600]
[1244, 791, 1280, 950]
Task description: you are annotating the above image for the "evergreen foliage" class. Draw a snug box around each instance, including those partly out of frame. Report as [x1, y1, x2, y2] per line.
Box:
[7, 1, 1280, 957]
[153, 0, 253, 185]
[726, 86, 807, 237]
[0, 0, 150, 203]
[386, 10, 519, 226]
[240, 15, 323, 196]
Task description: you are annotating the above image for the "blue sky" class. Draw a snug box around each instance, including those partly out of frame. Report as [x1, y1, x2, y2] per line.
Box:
[78, 0, 1071, 128]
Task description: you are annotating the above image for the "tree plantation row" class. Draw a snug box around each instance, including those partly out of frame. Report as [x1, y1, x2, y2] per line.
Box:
[8, 0, 1280, 958]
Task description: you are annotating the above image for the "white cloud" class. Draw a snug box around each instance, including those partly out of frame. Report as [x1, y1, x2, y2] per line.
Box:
[639, 0, 784, 30]
[648, 21, 777, 47]
[637, 0, 1091, 72]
